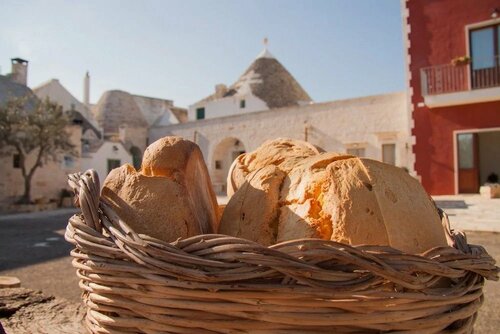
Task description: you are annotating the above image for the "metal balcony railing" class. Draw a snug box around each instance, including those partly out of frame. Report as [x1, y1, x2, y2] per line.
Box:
[420, 56, 500, 96]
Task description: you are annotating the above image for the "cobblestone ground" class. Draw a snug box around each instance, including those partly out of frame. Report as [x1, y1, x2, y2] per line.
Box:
[1, 207, 499, 332]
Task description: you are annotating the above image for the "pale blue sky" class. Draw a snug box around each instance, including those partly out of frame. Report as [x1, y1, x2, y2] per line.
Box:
[0, 0, 405, 107]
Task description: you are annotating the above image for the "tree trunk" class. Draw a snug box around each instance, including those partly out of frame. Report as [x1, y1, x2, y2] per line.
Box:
[18, 147, 43, 205]
[20, 174, 32, 204]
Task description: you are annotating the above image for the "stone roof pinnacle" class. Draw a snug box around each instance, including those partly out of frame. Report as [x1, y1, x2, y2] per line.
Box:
[256, 37, 275, 59]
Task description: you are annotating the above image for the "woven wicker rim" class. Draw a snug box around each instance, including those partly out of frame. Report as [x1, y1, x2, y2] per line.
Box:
[65, 170, 499, 334]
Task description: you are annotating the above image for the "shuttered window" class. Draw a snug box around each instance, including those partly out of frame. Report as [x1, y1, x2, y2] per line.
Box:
[196, 108, 205, 120]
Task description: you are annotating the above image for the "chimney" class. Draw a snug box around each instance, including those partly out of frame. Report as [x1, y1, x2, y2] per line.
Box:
[215, 84, 227, 97]
[83, 71, 90, 106]
[10, 58, 28, 86]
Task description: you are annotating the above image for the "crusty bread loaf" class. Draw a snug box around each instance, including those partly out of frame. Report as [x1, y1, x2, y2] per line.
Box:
[102, 136, 219, 242]
[220, 140, 447, 253]
[220, 165, 286, 246]
[327, 158, 447, 253]
[227, 138, 322, 197]
[280, 156, 447, 253]
[141, 136, 219, 234]
[277, 153, 357, 242]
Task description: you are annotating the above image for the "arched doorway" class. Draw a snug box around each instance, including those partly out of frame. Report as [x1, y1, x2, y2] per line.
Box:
[212, 138, 246, 195]
[130, 146, 142, 170]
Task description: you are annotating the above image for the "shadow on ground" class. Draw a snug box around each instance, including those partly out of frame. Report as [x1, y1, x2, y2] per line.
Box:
[0, 211, 75, 272]
[434, 200, 468, 209]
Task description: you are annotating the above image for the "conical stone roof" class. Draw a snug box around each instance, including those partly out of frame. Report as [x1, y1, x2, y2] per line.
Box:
[195, 49, 312, 109]
[94, 90, 148, 135]
[236, 54, 312, 108]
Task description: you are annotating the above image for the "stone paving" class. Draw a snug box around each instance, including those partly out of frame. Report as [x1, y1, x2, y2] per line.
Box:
[0, 207, 78, 222]
[433, 195, 500, 232]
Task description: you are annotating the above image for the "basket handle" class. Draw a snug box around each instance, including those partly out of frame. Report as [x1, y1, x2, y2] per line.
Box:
[68, 169, 102, 231]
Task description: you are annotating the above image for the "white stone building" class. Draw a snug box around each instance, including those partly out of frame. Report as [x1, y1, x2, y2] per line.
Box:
[152, 48, 412, 194]
[188, 48, 312, 121]
[0, 46, 413, 208]
[0, 59, 92, 210]
[0, 58, 187, 211]
[80, 141, 132, 183]
[33, 73, 187, 182]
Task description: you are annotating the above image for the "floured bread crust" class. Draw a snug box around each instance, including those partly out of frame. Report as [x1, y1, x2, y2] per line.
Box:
[102, 136, 219, 242]
[325, 158, 447, 253]
[220, 165, 286, 246]
[220, 140, 447, 254]
[278, 153, 356, 242]
[227, 138, 322, 197]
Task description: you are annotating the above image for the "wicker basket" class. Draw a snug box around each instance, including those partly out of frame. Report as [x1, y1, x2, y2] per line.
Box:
[65, 170, 498, 334]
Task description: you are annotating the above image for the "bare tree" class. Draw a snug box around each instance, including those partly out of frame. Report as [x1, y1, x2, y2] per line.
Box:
[0, 96, 75, 204]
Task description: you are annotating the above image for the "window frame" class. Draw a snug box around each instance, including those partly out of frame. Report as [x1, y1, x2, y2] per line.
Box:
[381, 143, 397, 166]
[469, 23, 500, 69]
[13, 154, 21, 169]
[196, 107, 205, 120]
[465, 18, 500, 90]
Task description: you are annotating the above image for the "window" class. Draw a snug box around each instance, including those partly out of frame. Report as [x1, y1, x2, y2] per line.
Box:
[196, 107, 205, 120]
[107, 159, 121, 174]
[382, 144, 396, 165]
[13, 154, 20, 168]
[458, 133, 474, 169]
[346, 147, 365, 157]
[470, 24, 500, 88]
[215, 160, 222, 170]
[63, 155, 75, 169]
[240, 99, 246, 108]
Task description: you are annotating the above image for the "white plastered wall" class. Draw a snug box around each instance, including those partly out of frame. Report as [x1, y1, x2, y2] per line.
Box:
[81, 141, 133, 184]
[188, 93, 268, 120]
[0, 125, 83, 208]
[151, 92, 410, 194]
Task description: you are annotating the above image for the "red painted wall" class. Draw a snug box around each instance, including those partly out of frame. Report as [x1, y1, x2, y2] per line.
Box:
[407, 0, 500, 195]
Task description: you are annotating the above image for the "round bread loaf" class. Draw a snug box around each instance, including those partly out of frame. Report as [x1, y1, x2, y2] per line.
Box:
[102, 136, 219, 242]
[102, 164, 200, 241]
[280, 155, 447, 253]
[141, 136, 197, 178]
[227, 138, 322, 197]
[219, 165, 286, 246]
[278, 153, 355, 242]
[220, 141, 448, 253]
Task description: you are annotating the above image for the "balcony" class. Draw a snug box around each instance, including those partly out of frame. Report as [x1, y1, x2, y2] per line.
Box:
[420, 57, 500, 108]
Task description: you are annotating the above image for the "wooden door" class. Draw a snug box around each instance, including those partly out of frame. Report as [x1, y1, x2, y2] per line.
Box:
[457, 133, 479, 193]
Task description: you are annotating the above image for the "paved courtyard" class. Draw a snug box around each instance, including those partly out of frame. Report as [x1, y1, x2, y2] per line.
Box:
[434, 195, 500, 233]
[0, 195, 499, 332]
